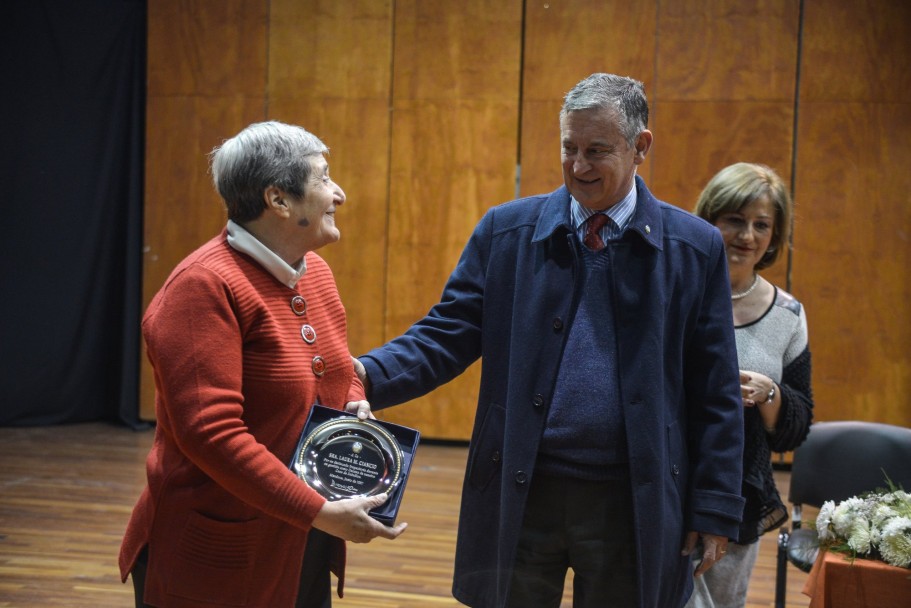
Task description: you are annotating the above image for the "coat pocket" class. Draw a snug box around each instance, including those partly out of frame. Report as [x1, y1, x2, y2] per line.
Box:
[467, 402, 506, 491]
[166, 511, 262, 605]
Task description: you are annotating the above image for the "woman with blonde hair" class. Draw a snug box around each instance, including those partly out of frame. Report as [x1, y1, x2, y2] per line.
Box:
[687, 162, 814, 608]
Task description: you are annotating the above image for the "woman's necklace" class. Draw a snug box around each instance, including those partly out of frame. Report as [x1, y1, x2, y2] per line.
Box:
[731, 273, 759, 300]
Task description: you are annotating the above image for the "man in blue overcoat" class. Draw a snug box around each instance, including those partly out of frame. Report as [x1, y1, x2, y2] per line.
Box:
[357, 73, 745, 608]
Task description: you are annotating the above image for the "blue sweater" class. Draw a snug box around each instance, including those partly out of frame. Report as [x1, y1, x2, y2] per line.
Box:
[538, 247, 628, 478]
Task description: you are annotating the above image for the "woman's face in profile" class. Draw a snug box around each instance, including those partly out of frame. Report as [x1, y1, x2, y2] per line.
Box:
[288, 154, 347, 252]
[714, 195, 776, 273]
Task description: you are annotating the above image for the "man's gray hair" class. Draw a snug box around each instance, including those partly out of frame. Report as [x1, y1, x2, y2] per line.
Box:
[560, 73, 649, 146]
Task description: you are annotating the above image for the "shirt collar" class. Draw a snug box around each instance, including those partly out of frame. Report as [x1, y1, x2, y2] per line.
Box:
[226, 220, 306, 289]
[571, 181, 637, 231]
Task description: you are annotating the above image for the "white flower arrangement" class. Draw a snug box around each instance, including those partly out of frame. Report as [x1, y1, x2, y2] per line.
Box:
[816, 484, 911, 569]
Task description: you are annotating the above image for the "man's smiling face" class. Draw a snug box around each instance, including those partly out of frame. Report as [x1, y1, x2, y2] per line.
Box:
[560, 107, 647, 211]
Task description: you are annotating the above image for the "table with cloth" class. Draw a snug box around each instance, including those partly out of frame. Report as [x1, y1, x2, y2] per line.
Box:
[803, 549, 911, 608]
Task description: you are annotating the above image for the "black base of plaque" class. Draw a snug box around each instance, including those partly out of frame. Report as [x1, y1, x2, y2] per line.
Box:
[291, 404, 419, 526]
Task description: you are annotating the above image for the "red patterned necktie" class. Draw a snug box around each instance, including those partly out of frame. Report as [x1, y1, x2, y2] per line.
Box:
[583, 214, 610, 251]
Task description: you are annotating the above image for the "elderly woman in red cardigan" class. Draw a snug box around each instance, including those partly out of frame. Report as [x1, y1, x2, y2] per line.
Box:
[119, 121, 406, 608]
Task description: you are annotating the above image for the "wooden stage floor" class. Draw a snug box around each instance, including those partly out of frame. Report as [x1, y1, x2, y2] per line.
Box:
[0, 423, 810, 607]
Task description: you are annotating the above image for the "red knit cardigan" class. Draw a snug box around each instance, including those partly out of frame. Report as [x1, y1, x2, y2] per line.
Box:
[119, 231, 365, 607]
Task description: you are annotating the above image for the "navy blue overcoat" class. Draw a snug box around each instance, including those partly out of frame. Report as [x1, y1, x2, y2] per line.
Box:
[362, 177, 745, 608]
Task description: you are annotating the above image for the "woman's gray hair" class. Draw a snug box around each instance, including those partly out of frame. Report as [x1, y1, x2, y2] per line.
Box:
[694, 162, 793, 271]
[560, 73, 649, 146]
[209, 121, 329, 223]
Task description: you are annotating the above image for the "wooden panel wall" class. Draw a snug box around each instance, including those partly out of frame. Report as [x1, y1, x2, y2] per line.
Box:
[141, 0, 269, 419]
[520, 1, 657, 195]
[266, 0, 394, 361]
[791, 0, 911, 426]
[376, 0, 523, 437]
[650, 0, 799, 292]
[143, 0, 911, 435]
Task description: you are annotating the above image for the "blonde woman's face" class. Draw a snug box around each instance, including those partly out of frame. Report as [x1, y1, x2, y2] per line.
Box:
[714, 195, 776, 272]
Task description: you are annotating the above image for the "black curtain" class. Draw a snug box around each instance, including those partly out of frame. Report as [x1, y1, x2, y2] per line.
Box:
[0, 0, 147, 427]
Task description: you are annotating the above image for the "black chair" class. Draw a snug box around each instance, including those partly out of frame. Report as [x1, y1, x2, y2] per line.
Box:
[774, 420, 911, 608]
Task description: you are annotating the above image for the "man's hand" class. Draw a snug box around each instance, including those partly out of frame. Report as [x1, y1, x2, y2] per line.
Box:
[351, 356, 371, 394]
[344, 400, 373, 420]
[682, 530, 729, 577]
[312, 493, 407, 543]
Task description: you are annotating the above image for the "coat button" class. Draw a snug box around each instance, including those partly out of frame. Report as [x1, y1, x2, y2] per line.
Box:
[491, 450, 501, 462]
[515, 471, 527, 484]
[301, 325, 317, 344]
[552, 317, 563, 331]
[291, 296, 307, 315]
[672, 464, 680, 475]
[532, 394, 544, 408]
[311, 356, 326, 377]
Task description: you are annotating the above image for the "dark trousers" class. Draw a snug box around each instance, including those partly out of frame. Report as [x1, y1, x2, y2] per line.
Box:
[130, 546, 152, 608]
[296, 528, 332, 608]
[506, 473, 639, 608]
[131, 529, 332, 608]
